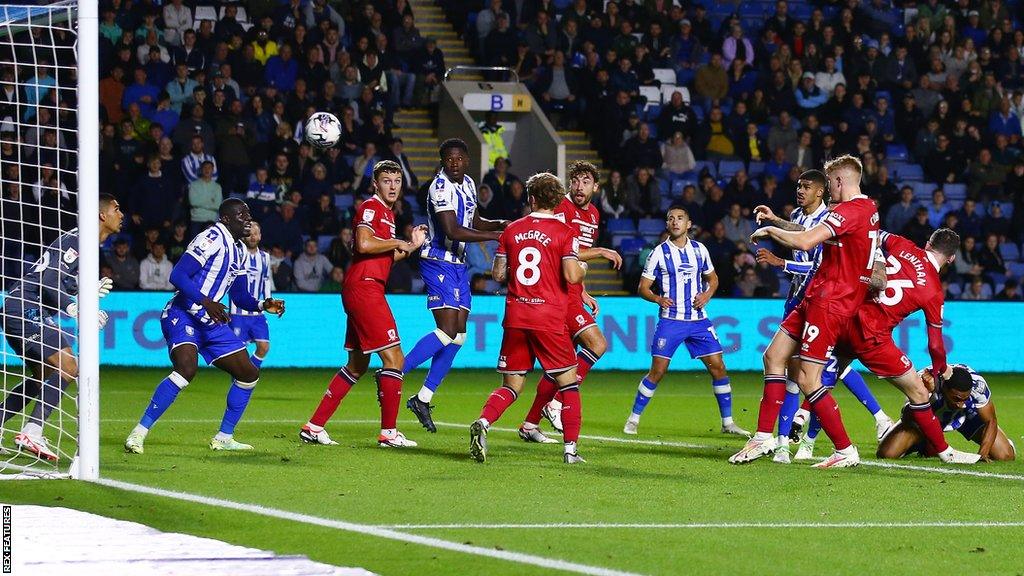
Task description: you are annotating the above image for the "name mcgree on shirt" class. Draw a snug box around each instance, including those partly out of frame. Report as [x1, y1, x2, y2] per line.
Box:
[513, 230, 553, 245]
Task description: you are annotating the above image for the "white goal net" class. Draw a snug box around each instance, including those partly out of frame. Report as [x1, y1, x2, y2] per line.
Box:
[0, 1, 92, 479]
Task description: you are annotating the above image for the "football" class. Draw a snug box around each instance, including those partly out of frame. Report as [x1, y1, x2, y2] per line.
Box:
[304, 111, 341, 148]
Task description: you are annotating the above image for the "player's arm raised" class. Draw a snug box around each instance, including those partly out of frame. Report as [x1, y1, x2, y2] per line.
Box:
[638, 276, 673, 309]
[753, 205, 804, 231]
[693, 270, 718, 310]
[975, 401, 1000, 462]
[750, 223, 832, 252]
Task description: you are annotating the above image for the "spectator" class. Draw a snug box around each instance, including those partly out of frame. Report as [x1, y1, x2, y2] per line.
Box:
[319, 266, 346, 293]
[166, 221, 189, 263]
[188, 161, 222, 235]
[171, 29, 206, 75]
[327, 227, 355, 269]
[382, 138, 418, 193]
[722, 24, 755, 69]
[722, 203, 753, 244]
[477, 184, 502, 220]
[984, 202, 1011, 239]
[139, 241, 173, 291]
[502, 178, 529, 219]
[977, 233, 1008, 279]
[181, 135, 217, 184]
[657, 91, 697, 142]
[901, 207, 935, 247]
[662, 131, 696, 177]
[535, 51, 579, 129]
[736, 122, 768, 163]
[694, 52, 727, 104]
[108, 238, 140, 290]
[292, 238, 334, 292]
[955, 199, 984, 240]
[130, 156, 176, 232]
[926, 189, 949, 229]
[414, 37, 445, 105]
[624, 167, 660, 218]
[265, 44, 299, 91]
[995, 278, 1022, 301]
[122, 68, 159, 118]
[962, 276, 992, 300]
[269, 245, 293, 291]
[622, 123, 662, 173]
[600, 170, 628, 220]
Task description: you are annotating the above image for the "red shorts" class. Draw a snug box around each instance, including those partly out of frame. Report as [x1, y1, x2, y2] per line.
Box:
[565, 297, 597, 339]
[343, 280, 400, 353]
[779, 299, 850, 364]
[835, 317, 914, 378]
[498, 327, 577, 375]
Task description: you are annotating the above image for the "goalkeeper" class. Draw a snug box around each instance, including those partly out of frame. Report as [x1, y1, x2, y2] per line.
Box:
[0, 193, 123, 462]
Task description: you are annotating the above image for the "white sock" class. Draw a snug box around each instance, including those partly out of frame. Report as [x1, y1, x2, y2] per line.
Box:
[874, 411, 890, 423]
[304, 422, 323, 433]
[381, 428, 396, 436]
[22, 422, 42, 438]
[721, 416, 735, 426]
[214, 432, 232, 442]
[564, 441, 577, 455]
[417, 386, 434, 403]
[479, 418, 490, 428]
[627, 413, 640, 423]
[754, 431, 773, 441]
[521, 422, 538, 430]
[132, 424, 149, 437]
[794, 409, 810, 426]
[778, 436, 790, 446]
[548, 398, 563, 410]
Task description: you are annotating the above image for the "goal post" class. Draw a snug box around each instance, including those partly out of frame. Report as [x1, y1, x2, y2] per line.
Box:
[0, 0, 98, 480]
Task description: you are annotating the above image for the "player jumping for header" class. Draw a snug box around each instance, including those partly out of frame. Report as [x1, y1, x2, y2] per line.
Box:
[470, 172, 587, 464]
[518, 160, 623, 442]
[624, 206, 748, 437]
[403, 139, 507, 433]
[0, 193, 122, 461]
[299, 161, 427, 448]
[125, 199, 285, 454]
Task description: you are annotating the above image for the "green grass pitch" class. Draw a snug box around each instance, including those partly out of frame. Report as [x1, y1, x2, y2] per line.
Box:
[5, 367, 1024, 575]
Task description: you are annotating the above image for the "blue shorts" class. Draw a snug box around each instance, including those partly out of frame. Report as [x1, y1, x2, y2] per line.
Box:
[651, 317, 723, 360]
[821, 357, 840, 388]
[420, 259, 471, 311]
[229, 314, 270, 343]
[783, 294, 802, 318]
[953, 414, 985, 441]
[161, 305, 247, 364]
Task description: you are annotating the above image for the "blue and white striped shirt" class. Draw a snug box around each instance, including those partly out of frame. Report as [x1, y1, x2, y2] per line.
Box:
[420, 170, 477, 264]
[169, 222, 247, 324]
[642, 238, 715, 321]
[230, 249, 273, 316]
[181, 152, 218, 184]
[784, 203, 829, 302]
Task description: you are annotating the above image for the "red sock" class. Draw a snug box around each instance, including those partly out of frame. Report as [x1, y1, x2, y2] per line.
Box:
[310, 367, 358, 427]
[376, 369, 403, 430]
[756, 375, 788, 433]
[524, 375, 559, 425]
[807, 387, 852, 450]
[559, 385, 581, 443]
[908, 402, 949, 453]
[554, 347, 601, 404]
[480, 386, 518, 424]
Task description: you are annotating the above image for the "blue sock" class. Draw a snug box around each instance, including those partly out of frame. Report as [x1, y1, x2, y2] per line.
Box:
[777, 384, 801, 437]
[219, 381, 255, 435]
[807, 413, 821, 440]
[250, 354, 264, 369]
[630, 377, 658, 416]
[840, 369, 882, 415]
[423, 340, 463, 392]
[711, 377, 732, 421]
[139, 373, 186, 429]
[403, 330, 449, 373]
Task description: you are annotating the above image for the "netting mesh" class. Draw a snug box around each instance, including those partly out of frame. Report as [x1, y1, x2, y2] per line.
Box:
[0, 1, 80, 478]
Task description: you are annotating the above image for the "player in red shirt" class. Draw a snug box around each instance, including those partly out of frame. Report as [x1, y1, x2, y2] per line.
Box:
[299, 161, 427, 448]
[731, 155, 886, 468]
[469, 172, 588, 464]
[518, 161, 623, 443]
[833, 228, 980, 463]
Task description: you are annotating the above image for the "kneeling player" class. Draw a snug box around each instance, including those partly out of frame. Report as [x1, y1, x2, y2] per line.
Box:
[623, 206, 748, 437]
[229, 222, 273, 369]
[300, 161, 427, 448]
[878, 365, 1015, 462]
[469, 172, 587, 464]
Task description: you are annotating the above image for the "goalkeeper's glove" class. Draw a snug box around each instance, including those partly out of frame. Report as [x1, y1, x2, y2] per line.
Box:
[64, 303, 109, 330]
[98, 277, 113, 299]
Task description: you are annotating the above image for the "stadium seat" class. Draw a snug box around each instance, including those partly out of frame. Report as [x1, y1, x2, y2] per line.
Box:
[747, 161, 766, 176]
[645, 104, 662, 120]
[317, 235, 333, 254]
[897, 164, 924, 181]
[194, 5, 217, 21]
[718, 160, 744, 179]
[675, 68, 696, 86]
[660, 196, 675, 212]
[943, 183, 967, 200]
[1008, 261, 1024, 277]
[670, 179, 694, 196]
[947, 282, 962, 297]
[886, 144, 909, 161]
[1000, 242, 1021, 262]
[1001, 202, 1014, 219]
[334, 194, 355, 211]
[618, 237, 647, 255]
[660, 85, 690, 105]
[653, 68, 676, 86]
[607, 218, 636, 234]
[219, 5, 249, 22]
[638, 218, 664, 235]
[694, 160, 717, 178]
[640, 85, 662, 109]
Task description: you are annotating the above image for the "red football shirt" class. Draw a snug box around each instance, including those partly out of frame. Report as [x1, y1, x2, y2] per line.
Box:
[805, 195, 880, 316]
[858, 231, 945, 333]
[346, 195, 396, 284]
[496, 212, 580, 332]
[554, 196, 600, 298]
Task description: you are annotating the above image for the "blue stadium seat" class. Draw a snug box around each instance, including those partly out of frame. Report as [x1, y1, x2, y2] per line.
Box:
[943, 183, 967, 200]
[638, 218, 665, 235]
[897, 164, 924, 181]
[657, 177, 669, 197]
[747, 161, 766, 176]
[334, 194, 355, 211]
[1000, 242, 1020, 262]
[947, 282, 963, 297]
[607, 218, 636, 234]
[619, 237, 647, 255]
[718, 160, 744, 179]
[886, 144, 909, 161]
[317, 235, 333, 253]
[1008, 261, 1024, 277]
[694, 160, 717, 178]
[671, 179, 695, 195]
[660, 196, 675, 212]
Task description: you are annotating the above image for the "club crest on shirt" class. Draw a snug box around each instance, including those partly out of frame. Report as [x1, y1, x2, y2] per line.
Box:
[363, 209, 376, 222]
[62, 247, 78, 265]
[387, 329, 397, 341]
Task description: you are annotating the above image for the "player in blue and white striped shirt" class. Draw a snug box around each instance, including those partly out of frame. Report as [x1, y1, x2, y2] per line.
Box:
[753, 170, 892, 463]
[402, 139, 507, 433]
[624, 206, 749, 437]
[125, 199, 285, 455]
[229, 222, 275, 369]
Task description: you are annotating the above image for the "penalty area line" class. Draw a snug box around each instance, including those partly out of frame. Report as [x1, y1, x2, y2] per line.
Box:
[91, 477, 644, 576]
[383, 521, 1024, 530]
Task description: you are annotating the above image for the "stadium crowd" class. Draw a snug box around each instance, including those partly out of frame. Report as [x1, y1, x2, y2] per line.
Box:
[0, 0, 1021, 301]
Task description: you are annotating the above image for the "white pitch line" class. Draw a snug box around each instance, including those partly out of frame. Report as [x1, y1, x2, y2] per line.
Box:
[383, 521, 1024, 530]
[99, 418, 1024, 482]
[92, 477, 644, 576]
